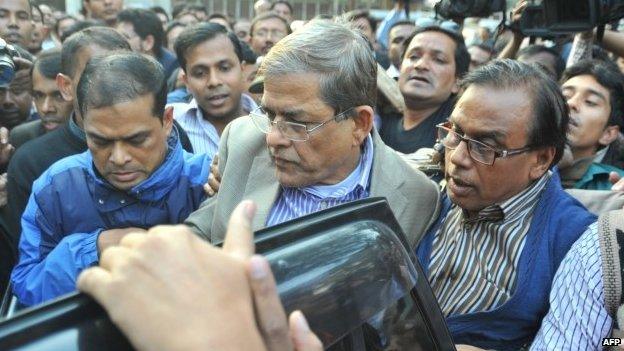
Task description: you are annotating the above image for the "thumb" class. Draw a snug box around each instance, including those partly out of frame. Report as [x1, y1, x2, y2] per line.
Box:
[222, 200, 257, 259]
[289, 311, 323, 351]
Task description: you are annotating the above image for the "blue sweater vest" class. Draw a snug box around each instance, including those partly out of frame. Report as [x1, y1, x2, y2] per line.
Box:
[416, 176, 596, 350]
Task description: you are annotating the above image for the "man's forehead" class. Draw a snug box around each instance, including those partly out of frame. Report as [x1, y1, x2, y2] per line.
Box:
[390, 24, 415, 37]
[0, 0, 30, 12]
[407, 31, 456, 53]
[256, 18, 287, 30]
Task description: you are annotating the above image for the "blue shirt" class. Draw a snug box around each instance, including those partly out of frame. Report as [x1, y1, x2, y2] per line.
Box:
[530, 222, 612, 350]
[266, 135, 374, 226]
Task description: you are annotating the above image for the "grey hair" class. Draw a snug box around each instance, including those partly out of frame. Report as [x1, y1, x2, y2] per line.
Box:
[259, 19, 377, 113]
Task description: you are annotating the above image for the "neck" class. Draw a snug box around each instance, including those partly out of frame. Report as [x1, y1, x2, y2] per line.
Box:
[571, 145, 598, 161]
[322, 147, 362, 185]
[402, 105, 440, 130]
[202, 105, 243, 136]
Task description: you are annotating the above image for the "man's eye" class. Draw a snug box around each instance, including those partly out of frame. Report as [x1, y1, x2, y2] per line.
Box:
[129, 137, 147, 145]
[91, 139, 109, 146]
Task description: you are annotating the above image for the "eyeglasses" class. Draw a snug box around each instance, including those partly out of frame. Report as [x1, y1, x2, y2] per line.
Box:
[250, 106, 354, 142]
[436, 122, 532, 166]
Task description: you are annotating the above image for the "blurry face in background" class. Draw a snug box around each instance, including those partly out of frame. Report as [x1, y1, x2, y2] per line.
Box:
[234, 19, 251, 43]
[32, 67, 72, 131]
[250, 17, 288, 55]
[0, 0, 34, 48]
[83, 0, 123, 25]
[166, 25, 186, 52]
[177, 12, 198, 26]
[56, 17, 77, 40]
[272, 3, 292, 22]
[0, 69, 32, 129]
[352, 17, 374, 44]
[468, 46, 491, 71]
[29, 8, 45, 53]
[156, 13, 168, 30]
[388, 23, 415, 68]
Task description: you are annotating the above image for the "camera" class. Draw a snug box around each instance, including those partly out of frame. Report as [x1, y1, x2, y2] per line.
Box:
[521, 0, 624, 35]
[0, 38, 19, 86]
[435, 0, 506, 19]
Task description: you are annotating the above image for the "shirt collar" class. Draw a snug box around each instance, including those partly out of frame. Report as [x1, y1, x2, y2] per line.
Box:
[68, 112, 86, 142]
[461, 171, 551, 224]
[184, 94, 257, 119]
[300, 134, 374, 199]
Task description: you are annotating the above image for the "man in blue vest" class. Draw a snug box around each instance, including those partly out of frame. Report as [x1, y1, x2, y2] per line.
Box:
[416, 59, 596, 350]
[11, 52, 211, 306]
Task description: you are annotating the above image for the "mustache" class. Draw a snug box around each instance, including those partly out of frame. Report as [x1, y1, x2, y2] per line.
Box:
[268, 147, 298, 163]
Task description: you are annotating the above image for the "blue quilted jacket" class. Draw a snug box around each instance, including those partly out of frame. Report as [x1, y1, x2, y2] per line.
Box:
[11, 133, 210, 306]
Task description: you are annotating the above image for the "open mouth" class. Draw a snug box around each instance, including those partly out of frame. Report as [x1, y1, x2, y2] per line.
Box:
[409, 75, 430, 84]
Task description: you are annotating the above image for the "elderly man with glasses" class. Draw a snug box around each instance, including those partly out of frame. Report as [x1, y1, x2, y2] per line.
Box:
[184, 19, 440, 249]
[415, 59, 596, 350]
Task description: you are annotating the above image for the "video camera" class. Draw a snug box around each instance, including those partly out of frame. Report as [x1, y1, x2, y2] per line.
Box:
[435, 0, 506, 19]
[0, 38, 19, 86]
[521, 0, 624, 36]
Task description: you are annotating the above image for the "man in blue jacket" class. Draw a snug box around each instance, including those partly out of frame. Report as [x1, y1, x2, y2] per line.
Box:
[11, 52, 211, 306]
[416, 59, 596, 350]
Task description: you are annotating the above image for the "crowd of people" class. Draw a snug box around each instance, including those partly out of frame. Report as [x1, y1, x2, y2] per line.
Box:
[2, 0, 624, 349]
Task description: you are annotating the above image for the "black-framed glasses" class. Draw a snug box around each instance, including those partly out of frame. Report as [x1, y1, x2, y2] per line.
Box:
[249, 106, 354, 142]
[436, 122, 532, 166]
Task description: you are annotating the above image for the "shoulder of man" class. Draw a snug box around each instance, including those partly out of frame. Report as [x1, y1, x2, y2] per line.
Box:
[30, 150, 91, 197]
[9, 120, 43, 144]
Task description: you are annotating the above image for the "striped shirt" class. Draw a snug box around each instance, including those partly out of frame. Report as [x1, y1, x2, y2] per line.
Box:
[169, 95, 258, 157]
[266, 135, 374, 226]
[530, 222, 612, 350]
[428, 173, 551, 317]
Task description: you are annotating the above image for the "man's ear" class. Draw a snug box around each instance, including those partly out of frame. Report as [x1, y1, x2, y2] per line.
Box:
[599, 125, 620, 147]
[56, 73, 74, 102]
[529, 146, 556, 180]
[451, 77, 460, 94]
[180, 70, 188, 86]
[163, 106, 174, 134]
[142, 34, 155, 54]
[351, 106, 374, 147]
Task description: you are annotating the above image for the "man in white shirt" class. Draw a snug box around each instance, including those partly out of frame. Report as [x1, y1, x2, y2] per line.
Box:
[169, 23, 256, 157]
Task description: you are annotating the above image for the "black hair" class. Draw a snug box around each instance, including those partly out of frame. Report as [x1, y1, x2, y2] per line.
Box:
[31, 48, 61, 80]
[61, 26, 131, 77]
[460, 59, 569, 166]
[250, 12, 292, 37]
[345, 9, 377, 33]
[117, 8, 165, 57]
[171, 4, 187, 19]
[164, 20, 186, 48]
[60, 19, 105, 42]
[403, 26, 470, 79]
[270, 1, 293, 13]
[239, 40, 257, 65]
[207, 13, 232, 29]
[77, 52, 167, 119]
[150, 6, 169, 21]
[175, 23, 244, 71]
[517, 45, 565, 80]
[561, 59, 624, 129]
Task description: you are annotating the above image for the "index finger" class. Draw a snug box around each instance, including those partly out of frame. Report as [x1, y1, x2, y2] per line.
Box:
[0, 128, 8, 144]
[223, 200, 257, 259]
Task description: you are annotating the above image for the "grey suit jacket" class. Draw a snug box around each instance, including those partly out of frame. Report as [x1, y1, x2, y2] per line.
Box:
[185, 116, 441, 249]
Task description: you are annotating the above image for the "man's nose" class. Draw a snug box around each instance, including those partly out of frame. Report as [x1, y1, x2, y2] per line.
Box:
[413, 56, 430, 71]
[1, 90, 16, 108]
[206, 70, 223, 88]
[566, 95, 580, 112]
[449, 140, 473, 168]
[265, 123, 291, 149]
[41, 96, 55, 114]
[7, 13, 19, 28]
[109, 143, 132, 166]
